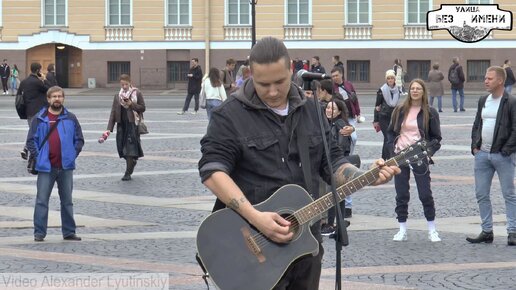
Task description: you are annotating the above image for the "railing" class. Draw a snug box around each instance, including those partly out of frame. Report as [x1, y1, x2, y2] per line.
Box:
[224, 26, 251, 40]
[105, 26, 133, 41]
[165, 26, 192, 40]
[404, 25, 432, 39]
[344, 25, 372, 40]
[284, 25, 312, 40]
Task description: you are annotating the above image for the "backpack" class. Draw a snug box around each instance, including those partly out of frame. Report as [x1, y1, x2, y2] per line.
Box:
[449, 66, 460, 85]
[15, 92, 27, 119]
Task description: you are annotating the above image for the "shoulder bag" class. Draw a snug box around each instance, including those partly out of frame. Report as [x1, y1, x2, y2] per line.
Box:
[138, 113, 149, 135]
[27, 119, 60, 175]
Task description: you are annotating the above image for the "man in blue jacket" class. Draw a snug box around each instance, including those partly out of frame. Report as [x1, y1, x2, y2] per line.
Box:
[26, 86, 84, 242]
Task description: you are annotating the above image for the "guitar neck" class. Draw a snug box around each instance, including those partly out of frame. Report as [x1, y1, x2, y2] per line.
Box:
[294, 158, 399, 225]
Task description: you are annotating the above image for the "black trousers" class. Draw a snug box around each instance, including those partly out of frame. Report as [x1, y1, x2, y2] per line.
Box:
[378, 114, 392, 160]
[394, 160, 435, 223]
[1, 78, 8, 92]
[182, 92, 199, 112]
[273, 243, 324, 290]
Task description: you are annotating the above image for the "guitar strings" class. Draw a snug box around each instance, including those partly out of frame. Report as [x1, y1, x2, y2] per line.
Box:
[250, 144, 424, 248]
[250, 166, 384, 249]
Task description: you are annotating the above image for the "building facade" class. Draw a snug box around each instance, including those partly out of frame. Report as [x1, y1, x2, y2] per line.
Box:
[1, 0, 515, 89]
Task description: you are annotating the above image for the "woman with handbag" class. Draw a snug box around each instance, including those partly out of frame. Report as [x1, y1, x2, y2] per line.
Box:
[103, 74, 146, 181]
[373, 69, 403, 160]
[200, 67, 227, 120]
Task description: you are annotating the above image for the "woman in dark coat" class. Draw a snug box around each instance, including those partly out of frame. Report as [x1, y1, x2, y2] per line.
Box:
[373, 69, 403, 160]
[321, 99, 354, 235]
[103, 74, 146, 180]
[427, 63, 445, 112]
[44, 63, 58, 87]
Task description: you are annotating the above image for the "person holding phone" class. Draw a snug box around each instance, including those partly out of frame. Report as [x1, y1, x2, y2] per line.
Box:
[104, 74, 146, 181]
[17, 62, 49, 160]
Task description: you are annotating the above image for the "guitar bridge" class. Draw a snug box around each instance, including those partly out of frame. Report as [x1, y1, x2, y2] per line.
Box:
[241, 227, 266, 263]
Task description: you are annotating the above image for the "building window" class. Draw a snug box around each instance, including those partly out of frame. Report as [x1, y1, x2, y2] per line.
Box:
[467, 0, 491, 3]
[227, 0, 250, 25]
[167, 0, 190, 25]
[407, 0, 431, 24]
[347, 61, 369, 83]
[167, 61, 190, 83]
[108, 0, 131, 25]
[346, 0, 370, 25]
[406, 60, 431, 81]
[286, 0, 310, 25]
[467, 60, 490, 82]
[44, 0, 66, 26]
[108, 62, 130, 83]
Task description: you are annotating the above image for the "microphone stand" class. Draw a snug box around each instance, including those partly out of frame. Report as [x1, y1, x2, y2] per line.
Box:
[312, 84, 349, 290]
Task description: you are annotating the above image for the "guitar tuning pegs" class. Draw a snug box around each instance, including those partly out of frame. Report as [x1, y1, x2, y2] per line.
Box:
[417, 160, 423, 166]
[405, 159, 410, 164]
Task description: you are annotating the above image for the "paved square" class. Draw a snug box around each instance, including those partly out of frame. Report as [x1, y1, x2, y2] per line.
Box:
[0, 90, 514, 289]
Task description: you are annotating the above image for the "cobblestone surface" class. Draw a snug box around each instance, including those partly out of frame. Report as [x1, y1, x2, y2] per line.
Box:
[1, 92, 515, 290]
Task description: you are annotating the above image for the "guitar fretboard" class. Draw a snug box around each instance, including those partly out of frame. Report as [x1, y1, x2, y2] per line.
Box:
[294, 158, 400, 225]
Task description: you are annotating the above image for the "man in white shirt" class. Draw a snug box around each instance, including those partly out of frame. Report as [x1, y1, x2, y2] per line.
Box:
[467, 66, 516, 246]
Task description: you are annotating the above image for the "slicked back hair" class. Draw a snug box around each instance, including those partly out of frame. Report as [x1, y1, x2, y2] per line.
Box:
[487, 66, 507, 82]
[249, 37, 290, 71]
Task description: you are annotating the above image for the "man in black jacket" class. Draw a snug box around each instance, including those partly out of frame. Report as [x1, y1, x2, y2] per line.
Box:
[178, 58, 202, 115]
[17, 62, 49, 159]
[448, 57, 466, 112]
[0, 59, 10, 95]
[467, 66, 516, 246]
[198, 37, 399, 289]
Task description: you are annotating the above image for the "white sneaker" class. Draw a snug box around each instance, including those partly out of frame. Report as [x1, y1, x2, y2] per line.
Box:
[393, 230, 407, 241]
[428, 230, 441, 242]
[191, 111, 198, 115]
[177, 111, 185, 115]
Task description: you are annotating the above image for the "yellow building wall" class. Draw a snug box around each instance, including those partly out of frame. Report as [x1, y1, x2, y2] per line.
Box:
[254, 1, 286, 39]
[312, 1, 345, 40]
[371, 0, 404, 39]
[68, 0, 106, 42]
[1, 0, 516, 43]
[2, 0, 42, 42]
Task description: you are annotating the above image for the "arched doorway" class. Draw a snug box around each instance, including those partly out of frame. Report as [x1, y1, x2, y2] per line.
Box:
[26, 44, 83, 88]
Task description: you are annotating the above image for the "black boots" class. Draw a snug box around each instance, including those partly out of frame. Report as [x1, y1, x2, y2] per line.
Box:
[466, 231, 494, 244]
[508, 233, 516, 246]
[121, 158, 136, 181]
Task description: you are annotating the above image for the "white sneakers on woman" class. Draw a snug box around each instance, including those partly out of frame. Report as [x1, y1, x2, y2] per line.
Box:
[428, 230, 441, 242]
[393, 230, 407, 241]
[393, 230, 441, 242]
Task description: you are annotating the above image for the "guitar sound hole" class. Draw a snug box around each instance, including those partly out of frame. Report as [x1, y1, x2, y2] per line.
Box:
[280, 213, 301, 241]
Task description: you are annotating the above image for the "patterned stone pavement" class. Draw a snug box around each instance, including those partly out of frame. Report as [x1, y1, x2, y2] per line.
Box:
[0, 90, 515, 290]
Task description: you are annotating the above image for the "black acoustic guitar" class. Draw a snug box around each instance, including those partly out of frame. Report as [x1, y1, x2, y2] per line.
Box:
[197, 141, 431, 290]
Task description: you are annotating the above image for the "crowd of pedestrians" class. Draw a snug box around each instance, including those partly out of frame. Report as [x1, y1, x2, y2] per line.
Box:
[10, 38, 515, 288]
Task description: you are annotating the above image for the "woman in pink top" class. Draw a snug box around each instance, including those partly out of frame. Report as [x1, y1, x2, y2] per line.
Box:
[387, 79, 442, 242]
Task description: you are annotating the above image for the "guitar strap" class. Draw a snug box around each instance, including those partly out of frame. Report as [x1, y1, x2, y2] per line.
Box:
[296, 125, 313, 196]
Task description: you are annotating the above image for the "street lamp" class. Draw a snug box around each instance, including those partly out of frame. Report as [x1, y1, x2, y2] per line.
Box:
[251, 0, 257, 47]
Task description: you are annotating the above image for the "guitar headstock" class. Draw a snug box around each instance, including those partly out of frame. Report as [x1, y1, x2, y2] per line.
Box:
[392, 140, 436, 167]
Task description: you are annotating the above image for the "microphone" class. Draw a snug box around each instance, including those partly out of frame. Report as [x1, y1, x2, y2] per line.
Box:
[296, 69, 331, 81]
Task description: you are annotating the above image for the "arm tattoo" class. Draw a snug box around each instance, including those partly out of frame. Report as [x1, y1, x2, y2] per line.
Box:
[335, 164, 364, 186]
[228, 196, 248, 211]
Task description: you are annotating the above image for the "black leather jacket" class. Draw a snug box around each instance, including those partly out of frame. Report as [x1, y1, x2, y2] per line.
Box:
[471, 92, 516, 155]
[199, 80, 347, 211]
